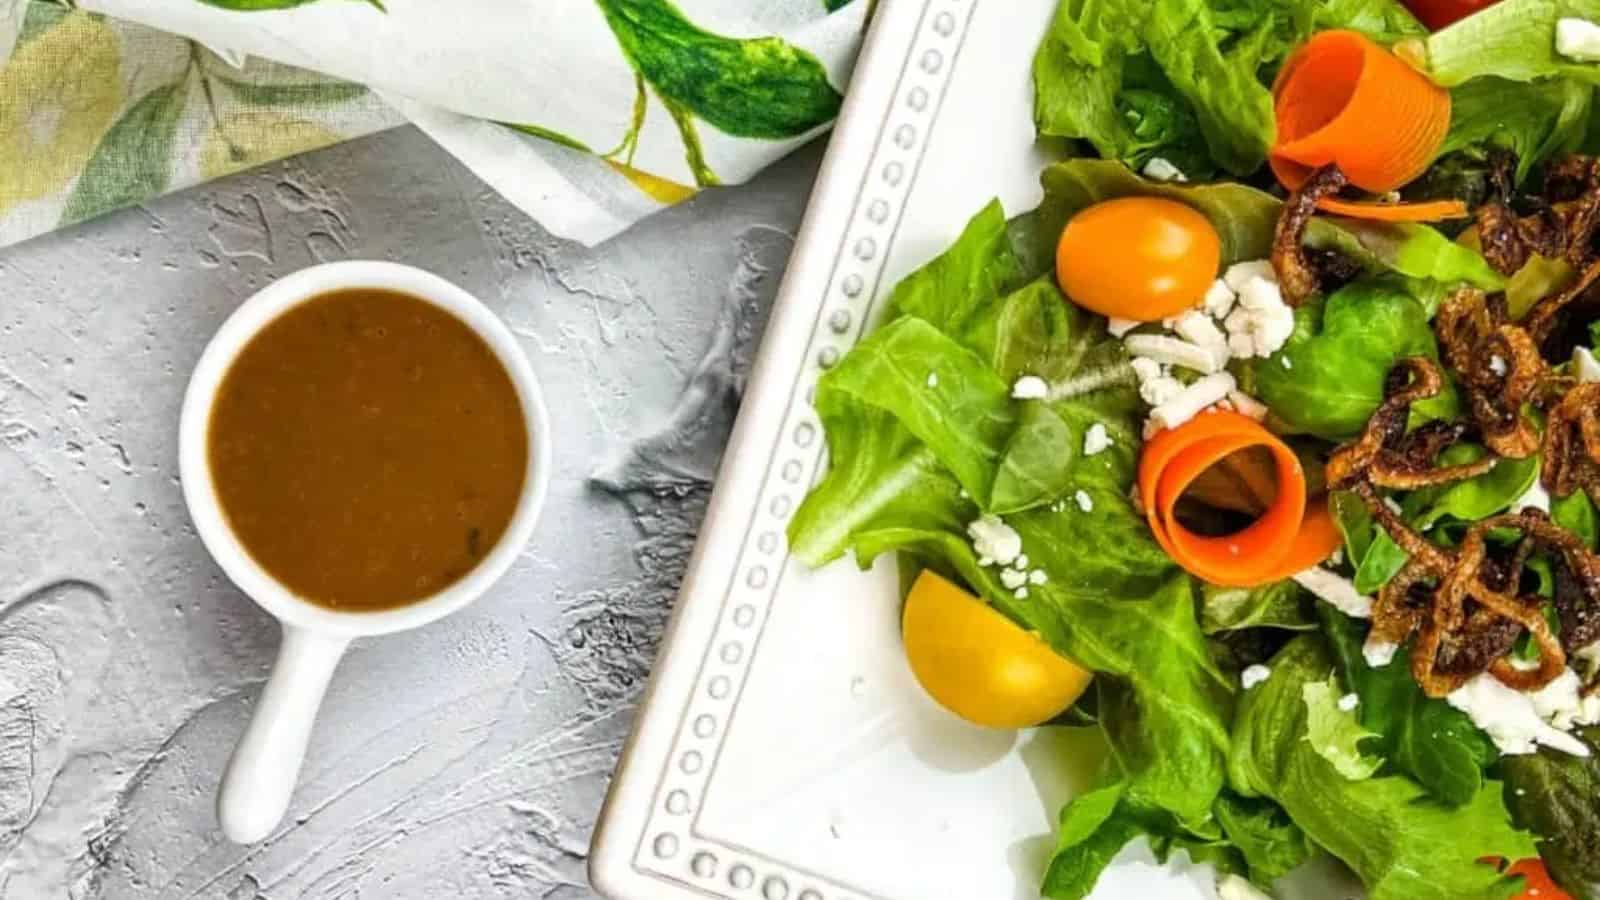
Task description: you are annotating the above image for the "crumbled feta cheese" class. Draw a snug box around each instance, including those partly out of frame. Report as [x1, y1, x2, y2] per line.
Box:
[1223, 260, 1276, 292]
[1129, 357, 1165, 383]
[1142, 156, 1187, 182]
[1225, 278, 1296, 358]
[1149, 372, 1236, 432]
[1363, 639, 1399, 668]
[1014, 587, 1029, 600]
[1292, 567, 1373, 619]
[926, 372, 939, 388]
[1000, 567, 1028, 590]
[1082, 423, 1113, 456]
[1575, 346, 1600, 383]
[1329, 547, 1345, 566]
[1226, 390, 1269, 421]
[1012, 375, 1049, 400]
[1383, 497, 1404, 515]
[1202, 279, 1237, 320]
[1170, 310, 1229, 355]
[1281, 357, 1294, 369]
[1557, 17, 1600, 61]
[1015, 554, 1029, 569]
[1241, 664, 1272, 690]
[1028, 569, 1048, 586]
[1447, 673, 1592, 757]
[1074, 489, 1094, 512]
[1125, 334, 1227, 373]
[1138, 372, 1187, 408]
[1338, 693, 1360, 712]
[1529, 669, 1593, 730]
[967, 515, 1022, 567]
[1512, 479, 1552, 514]
[977, 556, 993, 567]
[1488, 355, 1508, 377]
[1107, 317, 1142, 338]
[1216, 874, 1273, 900]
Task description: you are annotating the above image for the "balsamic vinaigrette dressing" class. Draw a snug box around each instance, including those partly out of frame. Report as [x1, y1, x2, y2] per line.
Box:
[207, 289, 528, 611]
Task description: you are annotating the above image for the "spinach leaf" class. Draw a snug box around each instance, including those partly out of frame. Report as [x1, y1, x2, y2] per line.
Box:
[1502, 728, 1600, 894]
[1201, 580, 1317, 634]
[1323, 608, 1499, 807]
[1254, 279, 1444, 440]
[594, 0, 842, 140]
[1230, 636, 1539, 900]
[1553, 489, 1599, 550]
[1427, 0, 1600, 87]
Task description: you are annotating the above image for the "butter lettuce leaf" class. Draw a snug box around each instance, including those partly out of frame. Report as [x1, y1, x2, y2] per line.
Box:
[1302, 676, 1384, 781]
[1426, 0, 1600, 87]
[1255, 279, 1446, 440]
[1230, 636, 1539, 900]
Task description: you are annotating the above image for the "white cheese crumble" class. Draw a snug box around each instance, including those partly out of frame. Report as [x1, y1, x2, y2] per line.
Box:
[1529, 668, 1600, 731]
[1149, 372, 1236, 432]
[1241, 664, 1272, 690]
[1556, 17, 1600, 61]
[967, 515, 1022, 567]
[1202, 278, 1237, 320]
[1225, 276, 1296, 358]
[1512, 479, 1552, 514]
[1291, 567, 1373, 619]
[1107, 317, 1141, 338]
[1011, 375, 1049, 400]
[1363, 639, 1399, 668]
[1338, 693, 1360, 713]
[1223, 260, 1276, 292]
[1028, 569, 1048, 585]
[1014, 587, 1029, 600]
[1170, 310, 1229, 355]
[1136, 368, 1186, 407]
[1125, 333, 1227, 373]
[1142, 156, 1188, 182]
[1015, 554, 1029, 569]
[1488, 355, 1508, 377]
[926, 372, 939, 388]
[1000, 567, 1028, 590]
[1082, 423, 1112, 456]
[1575, 346, 1600, 383]
[1447, 673, 1592, 757]
[1073, 489, 1094, 512]
[1216, 874, 1274, 900]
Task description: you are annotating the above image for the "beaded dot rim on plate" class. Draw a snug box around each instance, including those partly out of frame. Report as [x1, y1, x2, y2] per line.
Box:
[628, 1, 975, 896]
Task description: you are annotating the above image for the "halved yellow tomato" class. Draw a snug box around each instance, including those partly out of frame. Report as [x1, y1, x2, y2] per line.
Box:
[1055, 196, 1221, 321]
[901, 570, 1092, 729]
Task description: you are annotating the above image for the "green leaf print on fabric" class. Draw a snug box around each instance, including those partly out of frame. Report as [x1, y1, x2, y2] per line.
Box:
[594, 0, 843, 141]
[16, 2, 72, 48]
[824, 0, 856, 9]
[61, 81, 189, 227]
[195, 0, 386, 11]
[212, 73, 369, 107]
[503, 122, 595, 154]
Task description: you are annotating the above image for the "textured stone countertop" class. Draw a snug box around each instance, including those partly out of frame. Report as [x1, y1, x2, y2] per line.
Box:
[0, 126, 822, 899]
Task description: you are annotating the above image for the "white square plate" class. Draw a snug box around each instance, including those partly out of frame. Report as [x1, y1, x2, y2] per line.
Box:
[590, 2, 1265, 898]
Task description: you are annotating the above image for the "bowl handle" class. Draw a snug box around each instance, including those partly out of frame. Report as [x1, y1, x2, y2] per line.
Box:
[217, 625, 350, 843]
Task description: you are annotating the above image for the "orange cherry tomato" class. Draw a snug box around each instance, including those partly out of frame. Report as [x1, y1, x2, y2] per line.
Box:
[1055, 197, 1222, 322]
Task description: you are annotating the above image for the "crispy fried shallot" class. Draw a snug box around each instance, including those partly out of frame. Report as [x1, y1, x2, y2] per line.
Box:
[1543, 382, 1600, 504]
[1475, 153, 1600, 276]
[1435, 289, 1547, 458]
[1272, 165, 1349, 306]
[1325, 358, 1497, 492]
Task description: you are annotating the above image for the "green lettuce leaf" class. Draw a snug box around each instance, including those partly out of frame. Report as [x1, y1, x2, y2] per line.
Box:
[1322, 608, 1499, 808]
[1229, 636, 1539, 900]
[1254, 279, 1446, 440]
[887, 199, 1025, 333]
[1302, 676, 1384, 780]
[1201, 580, 1317, 634]
[1440, 77, 1594, 183]
[1213, 792, 1315, 886]
[1553, 489, 1599, 550]
[1426, 0, 1600, 88]
[1502, 728, 1600, 894]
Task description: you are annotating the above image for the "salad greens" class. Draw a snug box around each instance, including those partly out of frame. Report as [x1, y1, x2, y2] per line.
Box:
[1229, 638, 1538, 900]
[790, 0, 1600, 894]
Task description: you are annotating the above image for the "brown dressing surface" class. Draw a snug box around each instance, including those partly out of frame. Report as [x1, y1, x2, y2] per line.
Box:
[208, 288, 528, 611]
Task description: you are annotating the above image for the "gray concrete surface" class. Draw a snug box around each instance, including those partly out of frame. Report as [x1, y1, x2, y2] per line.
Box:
[0, 125, 823, 899]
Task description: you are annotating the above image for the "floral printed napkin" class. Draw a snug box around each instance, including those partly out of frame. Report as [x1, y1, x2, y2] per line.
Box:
[0, 0, 866, 250]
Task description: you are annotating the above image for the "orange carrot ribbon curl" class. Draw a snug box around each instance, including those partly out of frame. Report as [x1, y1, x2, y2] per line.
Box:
[1138, 410, 1342, 588]
[1271, 30, 1464, 222]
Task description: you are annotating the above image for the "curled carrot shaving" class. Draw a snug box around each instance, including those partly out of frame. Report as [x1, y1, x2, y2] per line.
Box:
[1138, 410, 1342, 587]
[1316, 197, 1468, 222]
[1270, 31, 1453, 219]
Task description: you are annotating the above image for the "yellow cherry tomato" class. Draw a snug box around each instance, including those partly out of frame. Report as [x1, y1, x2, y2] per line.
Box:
[901, 570, 1092, 729]
[1055, 197, 1222, 321]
